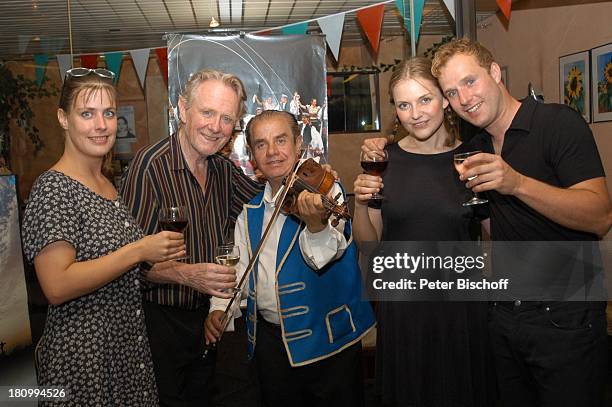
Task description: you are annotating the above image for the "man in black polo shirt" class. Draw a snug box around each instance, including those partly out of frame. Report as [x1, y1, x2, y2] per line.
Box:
[431, 38, 612, 406]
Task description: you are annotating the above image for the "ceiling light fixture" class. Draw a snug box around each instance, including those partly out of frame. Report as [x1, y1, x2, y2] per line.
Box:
[209, 16, 220, 28]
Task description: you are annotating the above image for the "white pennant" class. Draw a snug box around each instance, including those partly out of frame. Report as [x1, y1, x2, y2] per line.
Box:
[129, 48, 150, 89]
[56, 54, 72, 82]
[18, 35, 31, 54]
[442, 0, 455, 20]
[317, 13, 345, 61]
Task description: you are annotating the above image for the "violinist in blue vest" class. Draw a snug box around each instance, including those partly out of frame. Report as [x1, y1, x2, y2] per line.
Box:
[206, 110, 375, 407]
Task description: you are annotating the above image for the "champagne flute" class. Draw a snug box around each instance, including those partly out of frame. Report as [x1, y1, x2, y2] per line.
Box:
[159, 205, 189, 260]
[360, 150, 388, 200]
[453, 151, 488, 206]
[215, 244, 240, 294]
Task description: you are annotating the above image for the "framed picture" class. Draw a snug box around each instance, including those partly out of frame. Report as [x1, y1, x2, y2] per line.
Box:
[559, 51, 590, 122]
[113, 105, 137, 156]
[590, 42, 612, 123]
[500, 66, 508, 88]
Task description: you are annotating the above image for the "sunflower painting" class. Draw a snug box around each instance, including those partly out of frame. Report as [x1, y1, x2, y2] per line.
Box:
[591, 43, 612, 122]
[559, 51, 590, 122]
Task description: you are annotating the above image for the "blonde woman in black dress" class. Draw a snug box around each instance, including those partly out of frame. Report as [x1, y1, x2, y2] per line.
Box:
[22, 69, 185, 406]
[353, 57, 495, 407]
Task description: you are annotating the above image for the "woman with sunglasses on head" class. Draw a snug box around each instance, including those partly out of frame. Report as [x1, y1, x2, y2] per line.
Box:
[22, 68, 186, 406]
[353, 58, 495, 407]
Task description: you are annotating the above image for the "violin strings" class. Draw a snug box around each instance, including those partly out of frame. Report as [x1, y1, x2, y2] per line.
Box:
[292, 177, 347, 215]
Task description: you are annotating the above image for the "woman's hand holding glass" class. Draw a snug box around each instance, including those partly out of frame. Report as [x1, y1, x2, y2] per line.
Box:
[361, 137, 389, 155]
[354, 173, 384, 205]
[159, 206, 190, 261]
[359, 149, 388, 201]
[135, 231, 186, 264]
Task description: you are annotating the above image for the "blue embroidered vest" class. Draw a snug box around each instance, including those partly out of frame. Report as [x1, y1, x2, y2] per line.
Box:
[244, 190, 375, 367]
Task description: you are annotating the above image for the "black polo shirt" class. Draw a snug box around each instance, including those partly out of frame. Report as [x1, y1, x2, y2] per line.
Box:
[472, 97, 605, 241]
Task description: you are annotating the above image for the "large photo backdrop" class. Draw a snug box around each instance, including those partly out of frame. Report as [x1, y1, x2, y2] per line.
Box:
[167, 34, 328, 176]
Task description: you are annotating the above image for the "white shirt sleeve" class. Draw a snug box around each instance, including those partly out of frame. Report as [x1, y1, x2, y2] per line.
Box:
[298, 182, 348, 270]
[209, 210, 249, 331]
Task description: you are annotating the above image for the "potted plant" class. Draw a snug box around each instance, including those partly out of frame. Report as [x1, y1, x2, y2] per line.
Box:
[0, 62, 56, 173]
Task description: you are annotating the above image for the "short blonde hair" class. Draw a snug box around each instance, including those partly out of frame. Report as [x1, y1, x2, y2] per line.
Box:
[180, 69, 247, 118]
[431, 38, 494, 78]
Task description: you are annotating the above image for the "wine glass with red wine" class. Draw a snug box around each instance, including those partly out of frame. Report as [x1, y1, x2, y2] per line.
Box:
[360, 150, 388, 200]
[159, 205, 189, 260]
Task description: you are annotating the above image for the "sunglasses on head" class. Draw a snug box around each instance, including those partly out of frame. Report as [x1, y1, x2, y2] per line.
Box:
[65, 68, 115, 80]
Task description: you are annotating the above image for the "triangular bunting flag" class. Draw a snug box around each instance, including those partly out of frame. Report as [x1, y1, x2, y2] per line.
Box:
[441, 0, 455, 20]
[281, 21, 309, 35]
[413, 0, 425, 41]
[356, 4, 385, 53]
[104, 51, 123, 84]
[18, 35, 31, 54]
[401, 0, 425, 43]
[129, 48, 150, 90]
[56, 54, 72, 82]
[395, 0, 405, 17]
[155, 48, 168, 85]
[317, 13, 345, 61]
[496, 0, 512, 21]
[81, 54, 98, 69]
[33, 54, 49, 86]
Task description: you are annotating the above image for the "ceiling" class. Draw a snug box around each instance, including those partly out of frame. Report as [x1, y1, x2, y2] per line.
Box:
[0, 0, 505, 59]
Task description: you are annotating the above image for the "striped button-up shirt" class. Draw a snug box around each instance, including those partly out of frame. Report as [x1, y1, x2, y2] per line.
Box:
[121, 132, 263, 309]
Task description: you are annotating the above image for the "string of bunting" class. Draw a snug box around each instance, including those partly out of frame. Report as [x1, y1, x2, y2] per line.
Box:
[29, 47, 164, 89]
[252, 0, 397, 60]
[27, 1, 512, 87]
[339, 59, 402, 73]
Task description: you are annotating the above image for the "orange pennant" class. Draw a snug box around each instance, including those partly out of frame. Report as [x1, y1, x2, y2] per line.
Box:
[80, 54, 98, 69]
[155, 48, 168, 85]
[496, 0, 512, 21]
[356, 4, 385, 53]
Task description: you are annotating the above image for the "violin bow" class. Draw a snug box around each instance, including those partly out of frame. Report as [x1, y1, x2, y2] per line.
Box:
[203, 168, 301, 358]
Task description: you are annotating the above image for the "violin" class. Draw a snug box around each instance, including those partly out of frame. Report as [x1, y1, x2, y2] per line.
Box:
[280, 158, 351, 227]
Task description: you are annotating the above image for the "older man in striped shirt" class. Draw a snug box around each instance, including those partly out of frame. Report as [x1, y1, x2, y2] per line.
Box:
[121, 69, 262, 407]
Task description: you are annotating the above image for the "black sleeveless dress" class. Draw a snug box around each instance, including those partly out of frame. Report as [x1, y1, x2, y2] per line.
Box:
[373, 143, 495, 407]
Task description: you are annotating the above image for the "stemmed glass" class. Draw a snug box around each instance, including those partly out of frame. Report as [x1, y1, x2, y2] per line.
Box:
[360, 150, 388, 200]
[453, 151, 488, 206]
[159, 205, 189, 260]
[215, 244, 240, 294]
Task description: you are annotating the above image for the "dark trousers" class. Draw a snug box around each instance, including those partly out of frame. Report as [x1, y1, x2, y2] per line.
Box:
[212, 314, 261, 407]
[254, 316, 364, 407]
[143, 301, 216, 407]
[489, 301, 608, 407]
